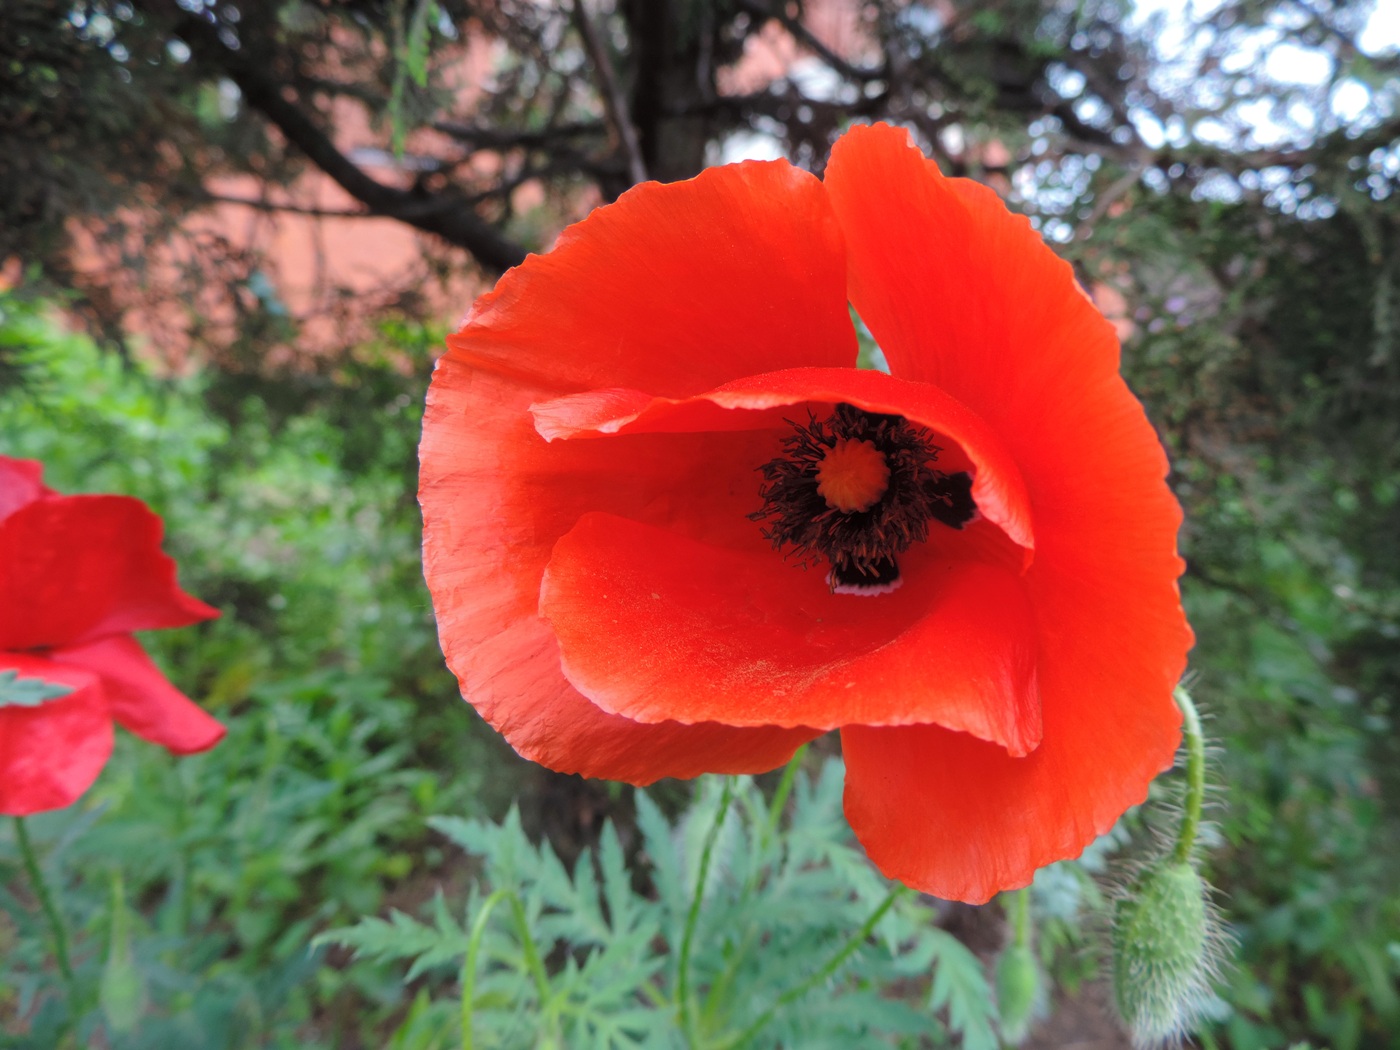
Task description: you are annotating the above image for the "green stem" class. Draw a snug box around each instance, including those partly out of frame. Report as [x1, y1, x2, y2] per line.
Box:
[1172, 686, 1207, 865]
[678, 777, 735, 1048]
[460, 888, 511, 1050]
[459, 888, 556, 1050]
[1006, 886, 1032, 949]
[701, 923, 759, 1028]
[171, 754, 192, 938]
[763, 743, 808, 843]
[508, 892, 555, 1036]
[724, 883, 911, 1050]
[707, 750, 808, 1032]
[14, 817, 77, 998]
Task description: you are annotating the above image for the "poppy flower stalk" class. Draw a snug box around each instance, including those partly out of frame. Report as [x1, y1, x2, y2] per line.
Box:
[420, 122, 1193, 904]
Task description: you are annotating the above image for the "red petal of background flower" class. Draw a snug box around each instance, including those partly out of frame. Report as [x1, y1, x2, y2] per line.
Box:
[542, 512, 1040, 753]
[50, 635, 224, 754]
[0, 494, 219, 651]
[825, 123, 1193, 901]
[443, 158, 856, 398]
[422, 366, 822, 783]
[0, 457, 49, 522]
[0, 654, 112, 816]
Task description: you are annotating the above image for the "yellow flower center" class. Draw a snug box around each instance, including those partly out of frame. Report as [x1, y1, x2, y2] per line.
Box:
[816, 438, 890, 513]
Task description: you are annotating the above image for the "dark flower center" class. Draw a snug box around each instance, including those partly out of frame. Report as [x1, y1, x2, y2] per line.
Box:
[751, 403, 977, 594]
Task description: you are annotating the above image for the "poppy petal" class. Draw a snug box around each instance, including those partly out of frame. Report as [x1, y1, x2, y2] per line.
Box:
[824, 122, 1118, 409]
[825, 122, 1192, 902]
[823, 124, 1182, 605]
[422, 365, 821, 783]
[0, 655, 112, 816]
[0, 457, 49, 522]
[841, 636, 1181, 906]
[445, 159, 855, 398]
[0, 494, 219, 651]
[457, 614, 821, 784]
[49, 635, 224, 754]
[542, 512, 1041, 753]
[530, 366, 1034, 556]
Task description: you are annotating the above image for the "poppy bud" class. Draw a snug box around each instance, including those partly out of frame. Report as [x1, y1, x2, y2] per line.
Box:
[1111, 859, 1214, 1046]
[995, 940, 1041, 1044]
[100, 872, 147, 1034]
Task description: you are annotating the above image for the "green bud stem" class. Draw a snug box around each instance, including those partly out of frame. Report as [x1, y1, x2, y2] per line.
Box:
[996, 888, 1041, 1044]
[1008, 886, 1031, 948]
[1171, 687, 1206, 865]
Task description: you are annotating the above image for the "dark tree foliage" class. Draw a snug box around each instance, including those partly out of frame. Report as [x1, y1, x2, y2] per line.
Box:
[4, 0, 1392, 350]
[3, 0, 1400, 1044]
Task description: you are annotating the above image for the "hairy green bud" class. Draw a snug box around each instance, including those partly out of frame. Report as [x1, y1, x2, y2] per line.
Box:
[995, 941, 1041, 1044]
[1112, 860, 1213, 1046]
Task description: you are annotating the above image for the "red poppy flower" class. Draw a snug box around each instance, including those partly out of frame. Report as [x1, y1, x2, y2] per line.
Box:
[420, 123, 1192, 904]
[0, 457, 223, 815]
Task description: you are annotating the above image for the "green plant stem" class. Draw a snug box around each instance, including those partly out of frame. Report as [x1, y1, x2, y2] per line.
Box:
[678, 777, 735, 1048]
[724, 882, 911, 1050]
[14, 817, 77, 998]
[1006, 886, 1031, 949]
[460, 888, 557, 1050]
[763, 743, 808, 842]
[508, 892, 555, 1036]
[460, 888, 511, 1050]
[1172, 687, 1207, 865]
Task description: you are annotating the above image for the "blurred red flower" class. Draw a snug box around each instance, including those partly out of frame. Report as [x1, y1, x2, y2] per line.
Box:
[0, 457, 223, 815]
[420, 123, 1192, 903]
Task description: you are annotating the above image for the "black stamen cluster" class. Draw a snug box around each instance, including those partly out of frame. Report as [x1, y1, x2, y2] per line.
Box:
[752, 403, 976, 589]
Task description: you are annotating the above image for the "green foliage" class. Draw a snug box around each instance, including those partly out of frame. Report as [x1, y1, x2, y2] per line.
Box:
[0, 671, 74, 708]
[0, 300, 506, 1047]
[328, 761, 1003, 1049]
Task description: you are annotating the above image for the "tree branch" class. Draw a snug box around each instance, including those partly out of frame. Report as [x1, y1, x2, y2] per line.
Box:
[148, 2, 527, 273]
[196, 190, 365, 219]
[573, 0, 648, 185]
[431, 119, 608, 150]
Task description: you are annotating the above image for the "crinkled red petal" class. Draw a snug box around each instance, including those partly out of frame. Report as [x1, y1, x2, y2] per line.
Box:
[448, 158, 855, 398]
[49, 635, 224, 755]
[422, 365, 821, 784]
[543, 512, 1040, 753]
[533, 367, 1040, 750]
[421, 158, 862, 782]
[0, 494, 219, 651]
[531, 366, 1034, 555]
[825, 123, 1193, 901]
[840, 667, 1181, 905]
[0, 654, 112, 816]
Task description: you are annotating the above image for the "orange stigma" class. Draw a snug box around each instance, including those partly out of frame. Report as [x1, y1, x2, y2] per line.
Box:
[816, 438, 890, 513]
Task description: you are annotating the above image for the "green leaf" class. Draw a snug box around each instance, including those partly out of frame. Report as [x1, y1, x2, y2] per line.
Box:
[0, 669, 76, 709]
[927, 928, 999, 1050]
